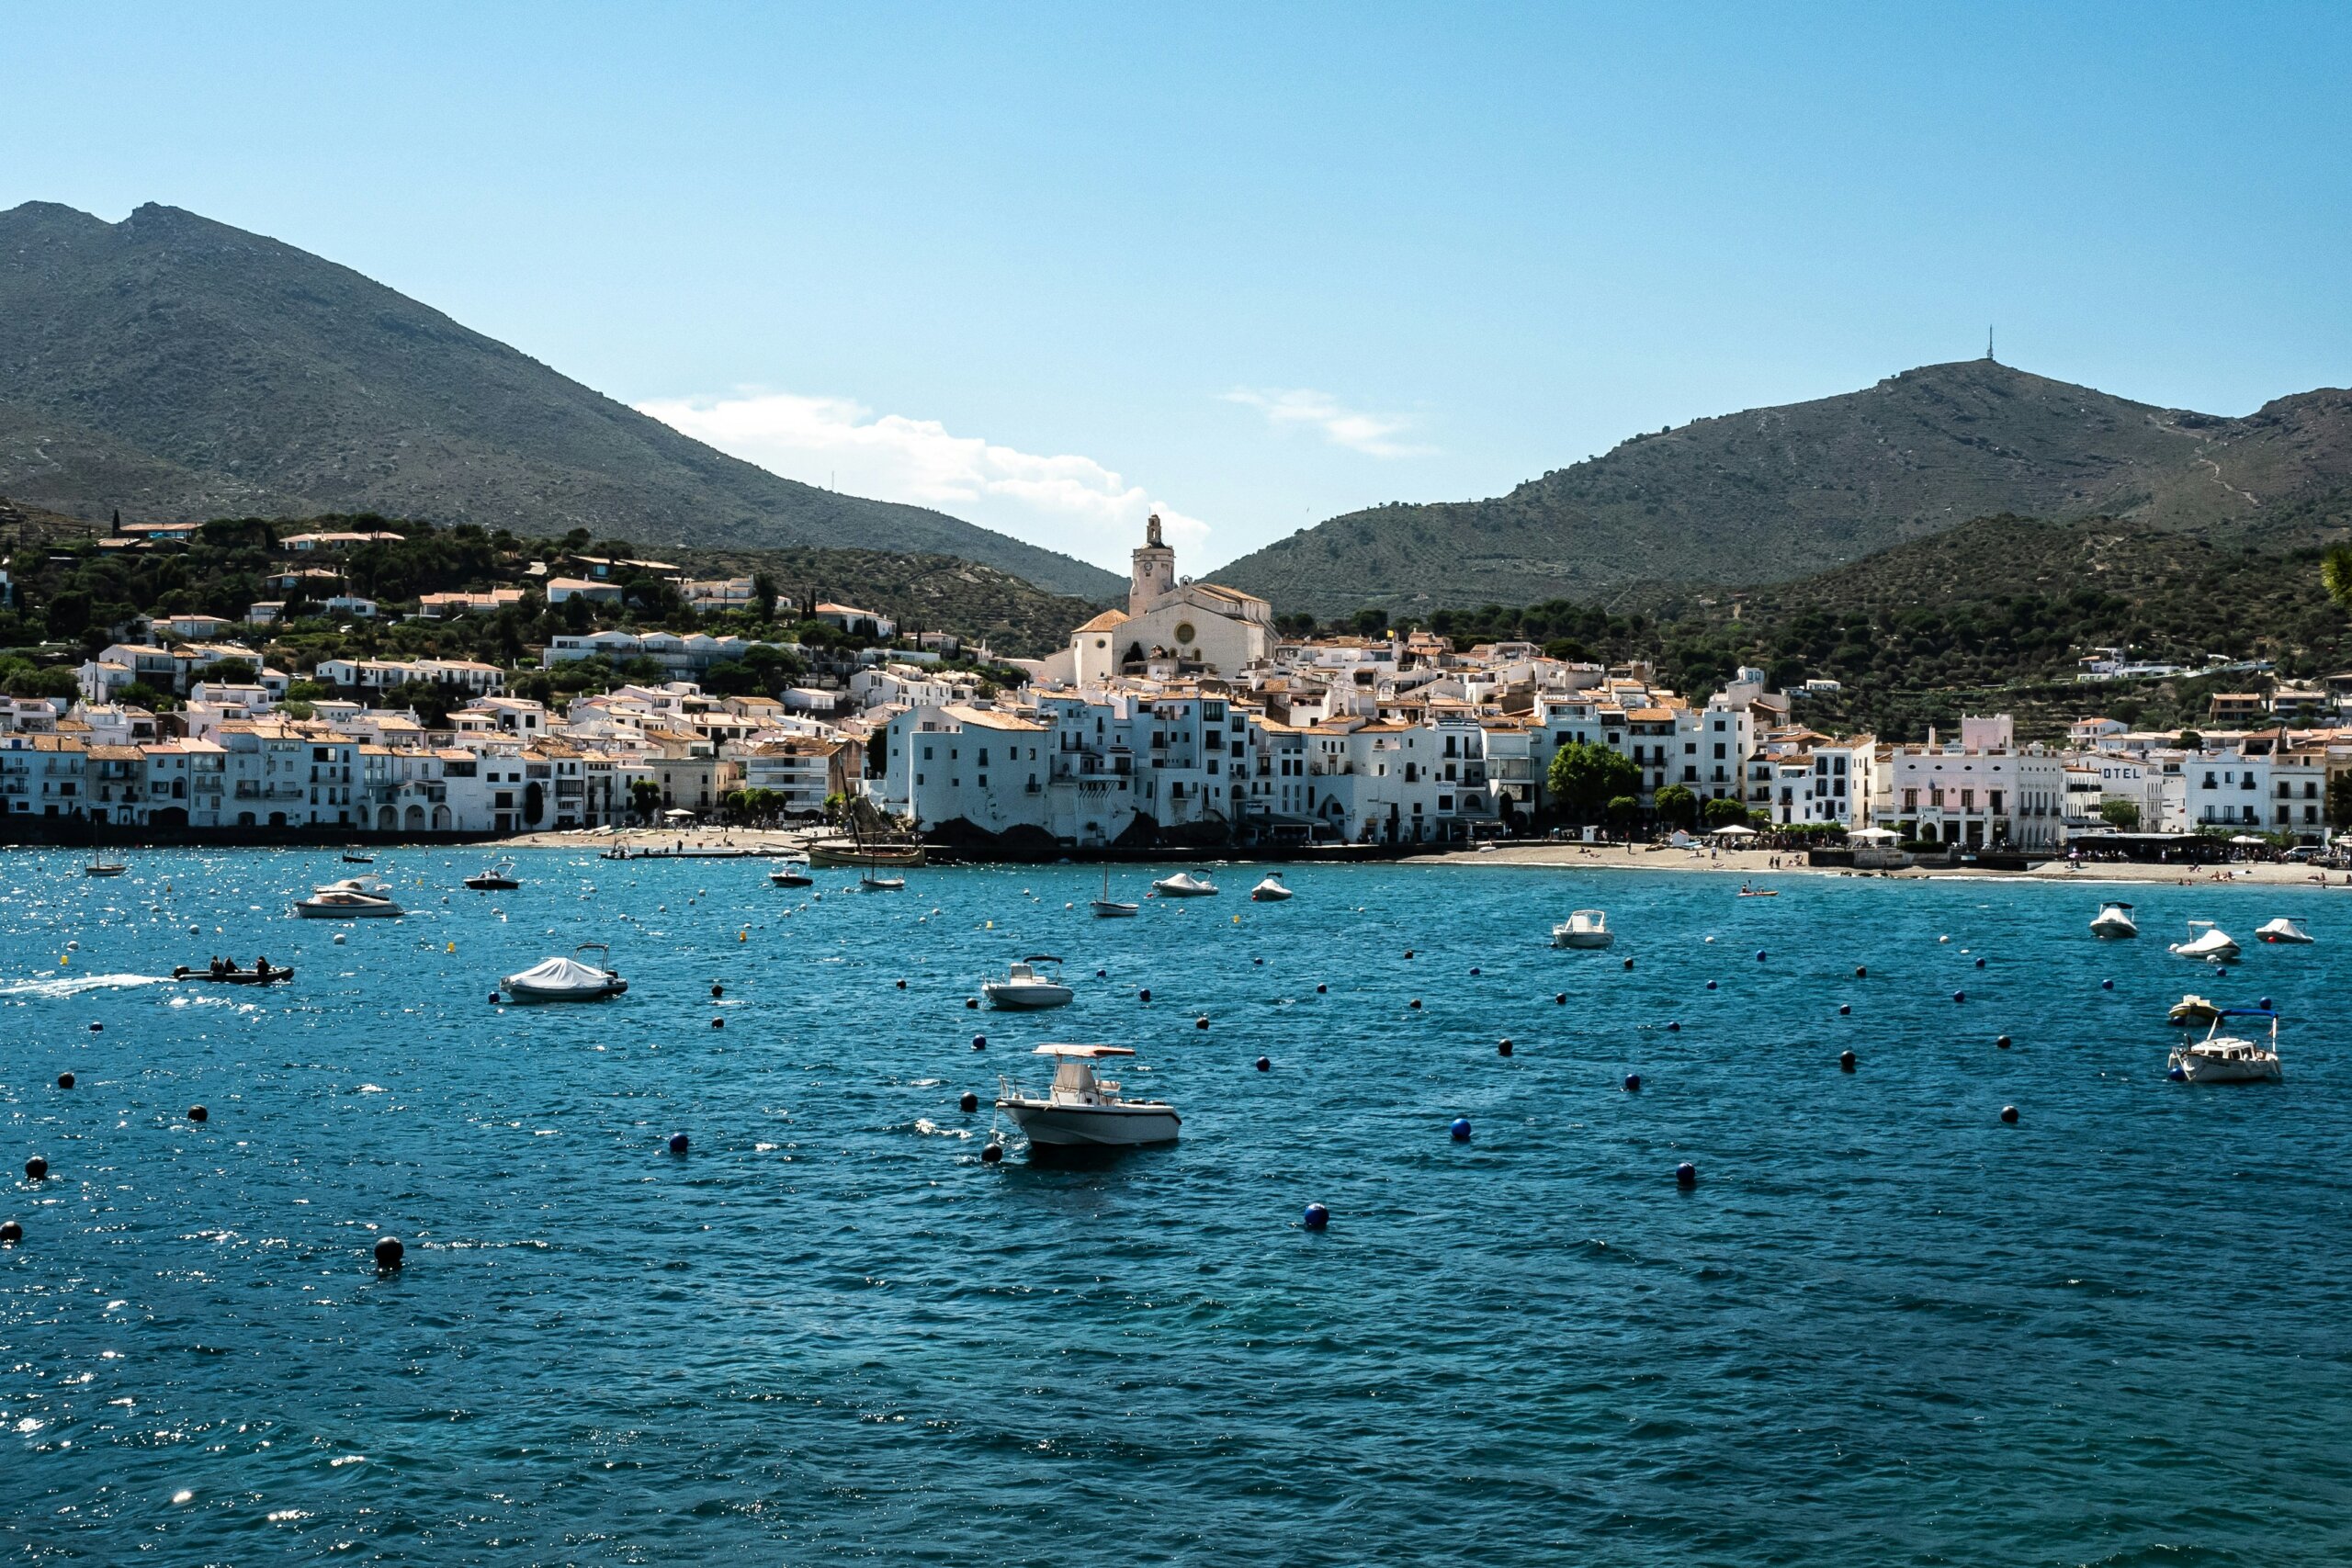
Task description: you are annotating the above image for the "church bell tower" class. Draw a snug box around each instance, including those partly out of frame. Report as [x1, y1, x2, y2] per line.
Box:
[1129, 513, 1177, 615]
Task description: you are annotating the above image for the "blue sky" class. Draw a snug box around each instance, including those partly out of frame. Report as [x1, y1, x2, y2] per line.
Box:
[9, 3, 2351, 573]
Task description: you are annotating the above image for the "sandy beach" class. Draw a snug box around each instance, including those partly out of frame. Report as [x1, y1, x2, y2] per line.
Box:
[1428, 840, 2352, 890]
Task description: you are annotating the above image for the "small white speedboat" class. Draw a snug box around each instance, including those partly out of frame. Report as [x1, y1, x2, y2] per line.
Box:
[1552, 909, 1613, 949]
[982, 956, 1074, 1010]
[2168, 921, 2241, 962]
[1151, 871, 1218, 897]
[768, 862, 813, 888]
[295, 876, 404, 919]
[2256, 917, 2314, 945]
[2169, 1008, 2282, 1084]
[1250, 874, 1295, 902]
[997, 1044, 1180, 1146]
[2089, 901, 2139, 939]
[503, 944, 628, 1003]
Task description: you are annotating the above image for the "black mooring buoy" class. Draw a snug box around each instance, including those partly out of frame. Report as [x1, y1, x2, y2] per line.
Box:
[1838, 1050, 1856, 1073]
[896, 978, 907, 989]
[980, 1141, 1004, 1165]
[1196, 1016, 1210, 1030]
[374, 1235, 404, 1270]
[668, 1132, 690, 1154]
[1996, 1034, 2012, 1050]
[1855, 965, 1867, 978]
[1838, 1003, 1851, 1016]
[959, 1090, 979, 1112]
[1623, 1073, 1642, 1092]
[1408, 998, 1422, 1010]
[1555, 992, 1567, 1005]
[23, 1156, 47, 1181]
[1675, 1162, 1698, 1189]
[0, 1220, 19, 1246]
[1139, 988, 1152, 1002]
[1315, 983, 1328, 994]
[710, 1016, 724, 1029]
[2000, 1105, 2019, 1124]
[1498, 1038, 1513, 1057]
[710, 983, 724, 998]
[55, 1072, 73, 1090]
[972, 1034, 988, 1050]
[187, 1105, 208, 1122]
[965, 997, 979, 1010]
[1255, 1055, 1271, 1072]
[1623, 957, 1634, 970]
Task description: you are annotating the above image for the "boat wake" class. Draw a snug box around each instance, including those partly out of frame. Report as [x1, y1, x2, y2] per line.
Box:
[0, 972, 172, 999]
[911, 1118, 974, 1141]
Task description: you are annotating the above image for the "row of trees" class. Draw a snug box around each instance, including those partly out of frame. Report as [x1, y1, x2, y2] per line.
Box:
[1541, 739, 1766, 832]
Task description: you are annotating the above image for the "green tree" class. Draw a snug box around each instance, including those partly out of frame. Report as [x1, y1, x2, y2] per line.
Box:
[2098, 799, 2141, 830]
[1701, 795, 1749, 829]
[2323, 544, 2352, 612]
[1544, 739, 1643, 822]
[2329, 772, 2352, 830]
[115, 681, 169, 710]
[752, 571, 780, 619]
[1605, 795, 1640, 831]
[628, 779, 663, 820]
[1653, 783, 1698, 829]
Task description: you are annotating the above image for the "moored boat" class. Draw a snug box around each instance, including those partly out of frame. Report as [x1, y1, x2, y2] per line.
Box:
[295, 876, 404, 919]
[464, 862, 520, 891]
[1552, 909, 1613, 949]
[859, 872, 907, 891]
[84, 850, 126, 877]
[503, 943, 628, 1003]
[982, 956, 1074, 1010]
[997, 1043, 1181, 1146]
[2169, 1008, 2283, 1084]
[2256, 917, 2314, 944]
[1250, 873, 1295, 902]
[808, 839, 925, 869]
[1090, 864, 1137, 917]
[2168, 993, 2222, 1026]
[1151, 871, 1218, 897]
[2168, 920, 2240, 962]
[769, 861, 814, 887]
[2089, 900, 2139, 939]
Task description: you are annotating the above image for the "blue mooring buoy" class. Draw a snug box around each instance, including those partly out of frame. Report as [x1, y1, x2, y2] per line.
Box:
[2101, 979, 2115, 990]
[1974, 957, 1986, 969]
[1705, 980, 1717, 991]
[1675, 1162, 1698, 1189]
[1666, 1020, 1680, 1032]
[1623, 1073, 1642, 1092]
[1756, 951, 1768, 963]
[1953, 991, 1966, 1004]
[972, 1034, 987, 1050]
[2168, 1065, 2187, 1082]
[1302, 1202, 1330, 1230]
[2261, 997, 2274, 1011]
[1450, 1117, 1472, 1141]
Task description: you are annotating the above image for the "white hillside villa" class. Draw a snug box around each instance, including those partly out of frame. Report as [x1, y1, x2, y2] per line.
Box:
[1036, 514, 1274, 686]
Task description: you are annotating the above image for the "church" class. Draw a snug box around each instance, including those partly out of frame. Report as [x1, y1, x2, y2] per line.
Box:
[1034, 515, 1275, 687]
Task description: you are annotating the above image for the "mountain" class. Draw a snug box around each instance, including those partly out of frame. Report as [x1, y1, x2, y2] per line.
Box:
[0, 201, 1123, 602]
[1214, 359, 2352, 618]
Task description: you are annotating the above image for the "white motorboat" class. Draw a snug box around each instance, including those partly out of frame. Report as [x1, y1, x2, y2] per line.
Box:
[1552, 909, 1614, 949]
[1151, 871, 1218, 897]
[996, 1044, 1181, 1147]
[2169, 1008, 2282, 1084]
[295, 875, 404, 919]
[982, 956, 1074, 1010]
[2168, 920, 2241, 962]
[502, 943, 628, 1003]
[1090, 864, 1138, 918]
[1249, 873, 1295, 902]
[768, 861, 813, 888]
[2088, 900, 2139, 939]
[2256, 917, 2314, 944]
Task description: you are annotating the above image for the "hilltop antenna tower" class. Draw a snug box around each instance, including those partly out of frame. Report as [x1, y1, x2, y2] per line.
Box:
[1985, 325, 1996, 363]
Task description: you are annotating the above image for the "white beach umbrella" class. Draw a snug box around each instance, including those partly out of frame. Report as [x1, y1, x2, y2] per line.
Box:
[1712, 825, 1758, 838]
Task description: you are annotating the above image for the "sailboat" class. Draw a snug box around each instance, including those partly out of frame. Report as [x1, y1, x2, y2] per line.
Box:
[1091, 863, 1138, 918]
[83, 849, 127, 877]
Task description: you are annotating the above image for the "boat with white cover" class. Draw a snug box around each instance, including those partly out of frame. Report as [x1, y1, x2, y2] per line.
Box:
[1552, 909, 1614, 949]
[2089, 900, 2139, 939]
[2169, 1008, 2283, 1084]
[503, 943, 628, 1003]
[1151, 871, 1218, 897]
[2256, 917, 2314, 944]
[996, 1044, 1181, 1146]
[295, 875, 404, 919]
[982, 956, 1074, 1010]
[2168, 920, 2241, 962]
[1249, 873, 1295, 902]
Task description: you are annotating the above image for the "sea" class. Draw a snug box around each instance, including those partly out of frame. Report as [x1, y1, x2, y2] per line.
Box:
[3, 851, 2350, 1565]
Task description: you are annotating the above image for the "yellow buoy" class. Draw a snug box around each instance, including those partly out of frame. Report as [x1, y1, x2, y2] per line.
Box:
[446, 941, 456, 953]
[986, 919, 993, 930]
[60, 954, 69, 966]
[739, 930, 748, 942]
[1232, 914, 1240, 924]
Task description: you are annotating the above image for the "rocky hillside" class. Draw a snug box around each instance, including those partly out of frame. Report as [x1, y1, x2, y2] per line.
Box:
[0, 201, 1123, 602]
[1216, 359, 2352, 616]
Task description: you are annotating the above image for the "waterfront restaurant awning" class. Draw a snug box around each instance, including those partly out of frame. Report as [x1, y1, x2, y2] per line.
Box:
[1849, 827, 1900, 841]
[662, 808, 697, 820]
[1711, 825, 1758, 838]
[2229, 834, 2271, 845]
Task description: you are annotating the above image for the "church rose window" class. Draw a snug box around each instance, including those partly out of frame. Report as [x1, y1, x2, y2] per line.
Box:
[1174, 623, 1196, 644]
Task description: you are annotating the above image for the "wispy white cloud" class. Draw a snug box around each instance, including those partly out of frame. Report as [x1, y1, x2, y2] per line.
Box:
[635, 389, 1210, 571]
[1223, 387, 1432, 457]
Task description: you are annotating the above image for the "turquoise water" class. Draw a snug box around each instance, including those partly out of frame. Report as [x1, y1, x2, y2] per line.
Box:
[4, 852, 2351, 1565]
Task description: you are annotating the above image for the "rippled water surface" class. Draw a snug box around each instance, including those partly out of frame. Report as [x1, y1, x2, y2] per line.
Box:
[5, 850, 2352, 1564]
